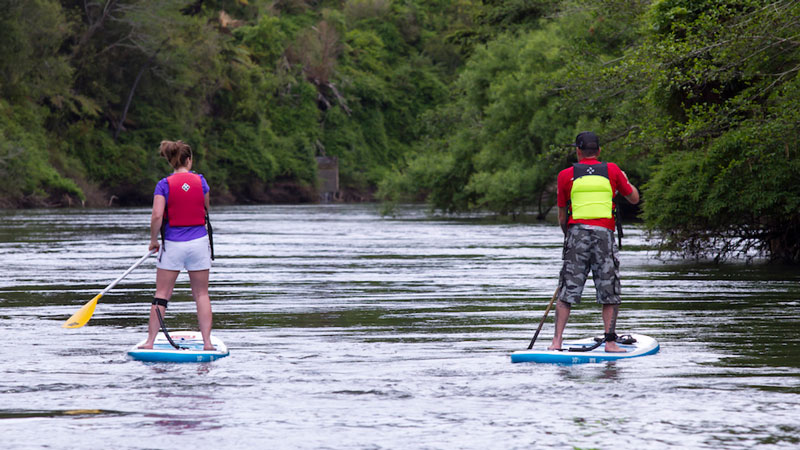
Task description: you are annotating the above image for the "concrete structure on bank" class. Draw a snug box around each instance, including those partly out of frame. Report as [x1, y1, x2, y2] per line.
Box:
[316, 156, 340, 202]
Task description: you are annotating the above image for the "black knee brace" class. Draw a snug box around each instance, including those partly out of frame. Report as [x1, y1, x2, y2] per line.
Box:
[152, 297, 169, 308]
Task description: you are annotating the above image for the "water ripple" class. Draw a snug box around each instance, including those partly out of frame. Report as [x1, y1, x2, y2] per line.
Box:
[0, 204, 798, 449]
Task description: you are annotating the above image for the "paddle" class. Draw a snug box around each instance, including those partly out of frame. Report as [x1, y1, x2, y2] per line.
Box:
[527, 286, 560, 350]
[62, 250, 156, 328]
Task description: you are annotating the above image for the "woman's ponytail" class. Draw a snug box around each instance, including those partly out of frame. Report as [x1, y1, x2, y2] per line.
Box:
[159, 140, 192, 170]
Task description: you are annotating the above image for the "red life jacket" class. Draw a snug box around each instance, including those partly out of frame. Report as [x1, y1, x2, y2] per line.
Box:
[166, 172, 206, 227]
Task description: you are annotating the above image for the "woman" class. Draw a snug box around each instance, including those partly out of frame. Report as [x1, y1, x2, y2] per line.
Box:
[139, 140, 214, 350]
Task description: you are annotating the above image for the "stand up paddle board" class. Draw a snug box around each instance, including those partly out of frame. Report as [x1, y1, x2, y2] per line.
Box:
[511, 333, 658, 364]
[127, 331, 229, 363]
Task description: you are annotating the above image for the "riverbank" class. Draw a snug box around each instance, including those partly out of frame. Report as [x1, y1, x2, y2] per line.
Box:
[0, 178, 379, 209]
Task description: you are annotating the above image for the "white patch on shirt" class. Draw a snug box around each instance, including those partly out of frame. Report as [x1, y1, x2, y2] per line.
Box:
[182, 183, 190, 192]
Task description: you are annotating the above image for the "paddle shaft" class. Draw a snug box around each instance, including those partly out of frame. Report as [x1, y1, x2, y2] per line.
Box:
[98, 250, 156, 297]
[527, 286, 560, 350]
[525, 231, 569, 349]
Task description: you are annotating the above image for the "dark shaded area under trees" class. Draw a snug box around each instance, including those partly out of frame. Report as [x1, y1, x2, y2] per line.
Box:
[2, 0, 799, 263]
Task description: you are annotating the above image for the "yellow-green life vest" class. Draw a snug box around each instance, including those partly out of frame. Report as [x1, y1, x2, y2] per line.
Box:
[570, 163, 613, 219]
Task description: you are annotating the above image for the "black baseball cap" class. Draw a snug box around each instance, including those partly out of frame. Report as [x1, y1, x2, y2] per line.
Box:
[572, 131, 599, 151]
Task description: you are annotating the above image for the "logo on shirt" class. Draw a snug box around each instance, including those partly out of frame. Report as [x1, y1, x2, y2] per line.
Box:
[587, 167, 595, 174]
[182, 183, 190, 192]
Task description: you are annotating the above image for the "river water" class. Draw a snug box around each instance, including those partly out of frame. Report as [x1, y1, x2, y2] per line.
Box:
[0, 204, 798, 449]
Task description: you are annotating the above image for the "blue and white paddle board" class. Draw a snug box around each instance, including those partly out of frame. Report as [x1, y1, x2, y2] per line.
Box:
[511, 333, 659, 364]
[127, 331, 229, 363]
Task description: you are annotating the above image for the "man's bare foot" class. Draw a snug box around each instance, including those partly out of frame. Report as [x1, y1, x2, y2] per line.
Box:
[547, 339, 562, 351]
[203, 345, 215, 351]
[138, 343, 154, 349]
[605, 341, 627, 353]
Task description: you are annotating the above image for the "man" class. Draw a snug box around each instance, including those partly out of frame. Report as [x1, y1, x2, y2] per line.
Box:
[548, 131, 640, 352]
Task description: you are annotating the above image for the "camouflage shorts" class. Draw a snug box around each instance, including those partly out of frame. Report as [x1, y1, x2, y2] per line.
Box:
[557, 224, 621, 305]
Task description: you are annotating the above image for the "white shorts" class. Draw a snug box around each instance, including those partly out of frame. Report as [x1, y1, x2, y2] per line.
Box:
[156, 236, 211, 271]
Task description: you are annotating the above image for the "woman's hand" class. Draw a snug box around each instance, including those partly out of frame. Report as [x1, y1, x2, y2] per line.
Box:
[150, 195, 166, 253]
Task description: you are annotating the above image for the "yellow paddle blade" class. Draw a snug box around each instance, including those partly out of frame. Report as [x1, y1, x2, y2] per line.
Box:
[62, 294, 101, 329]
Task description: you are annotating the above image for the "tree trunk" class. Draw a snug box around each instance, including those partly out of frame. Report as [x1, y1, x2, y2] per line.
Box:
[113, 40, 168, 141]
[71, 0, 118, 60]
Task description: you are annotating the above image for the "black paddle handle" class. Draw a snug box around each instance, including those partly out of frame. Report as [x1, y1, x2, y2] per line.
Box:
[527, 286, 560, 349]
[527, 236, 568, 350]
[205, 211, 214, 261]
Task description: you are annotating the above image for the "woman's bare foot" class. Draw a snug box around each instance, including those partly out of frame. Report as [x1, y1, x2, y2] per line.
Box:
[203, 344, 215, 351]
[138, 342, 154, 349]
[547, 339, 562, 351]
[605, 341, 627, 353]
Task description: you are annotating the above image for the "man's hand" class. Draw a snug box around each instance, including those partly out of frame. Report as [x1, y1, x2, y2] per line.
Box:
[558, 206, 568, 235]
[621, 171, 640, 205]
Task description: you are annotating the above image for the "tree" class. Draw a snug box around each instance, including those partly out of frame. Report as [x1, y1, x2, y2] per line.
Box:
[633, 0, 800, 262]
[379, 1, 642, 218]
[0, 0, 83, 206]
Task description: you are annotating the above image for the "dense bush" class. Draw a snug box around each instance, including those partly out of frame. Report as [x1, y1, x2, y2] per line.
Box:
[382, 0, 800, 262]
[2, 0, 798, 262]
[0, 0, 468, 205]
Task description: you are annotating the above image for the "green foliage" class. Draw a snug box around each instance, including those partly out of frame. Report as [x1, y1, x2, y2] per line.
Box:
[448, 0, 559, 55]
[1, 0, 470, 206]
[643, 82, 800, 262]
[0, 100, 83, 205]
[3, 0, 799, 262]
[380, 9, 620, 218]
[0, 0, 72, 102]
[382, 0, 799, 262]
[233, 14, 290, 65]
[597, 0, 800, 261]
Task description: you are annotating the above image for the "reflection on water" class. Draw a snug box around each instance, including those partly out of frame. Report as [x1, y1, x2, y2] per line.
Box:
[0, 204, 798, 449]
[0, 409, 124, 419]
